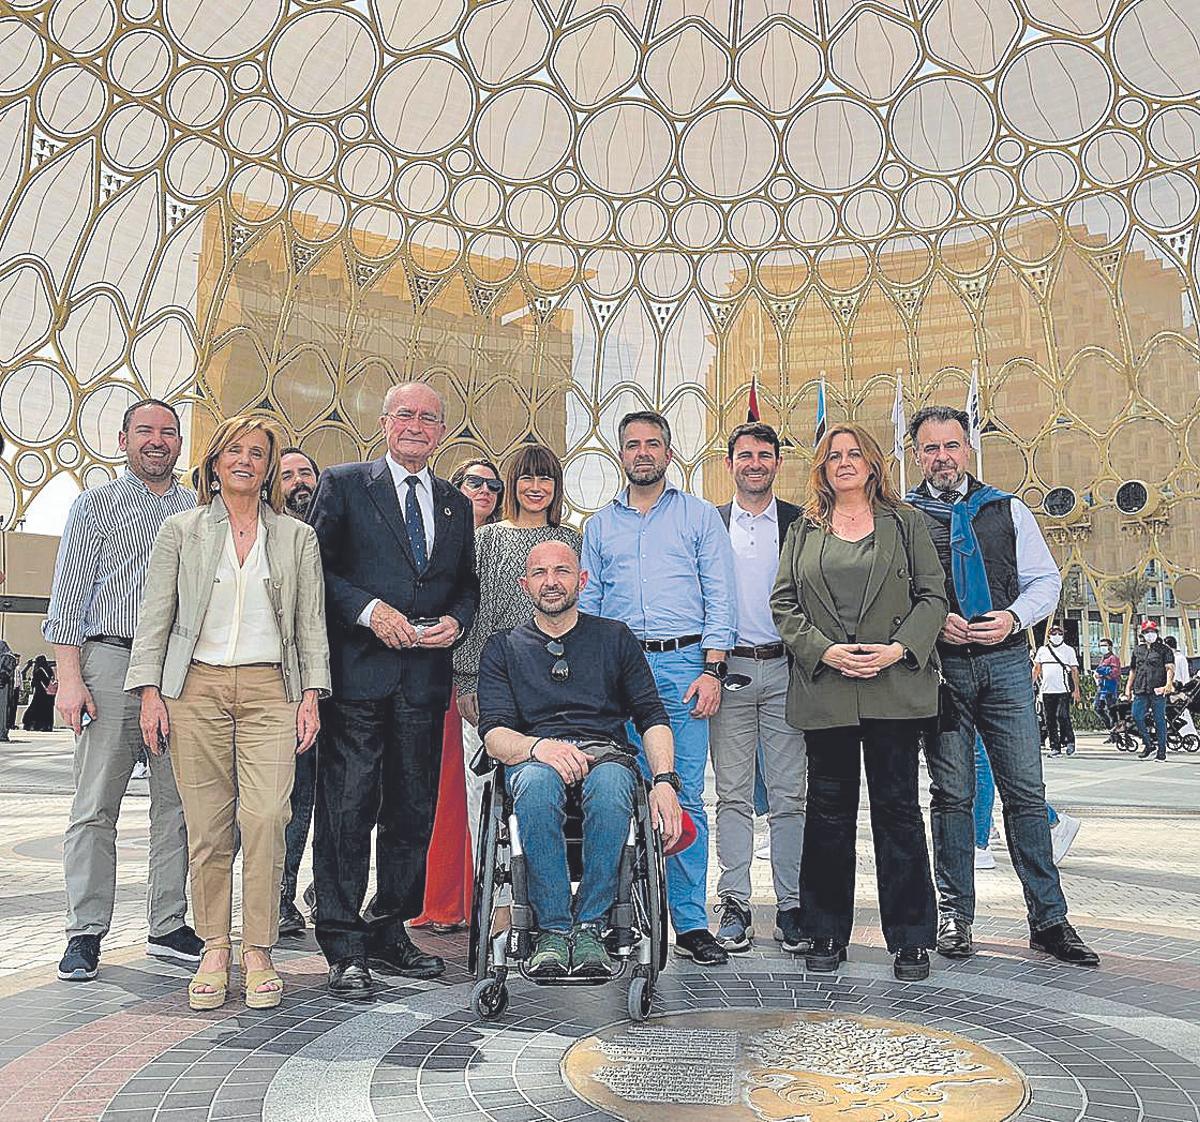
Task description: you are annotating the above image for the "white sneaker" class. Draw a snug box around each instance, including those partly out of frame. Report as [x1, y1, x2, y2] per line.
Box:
[754, 840, 771, 861]
[974, 846, 996, 870]
[131, 760, 149, 780]
[1050, 813, 1081, 864]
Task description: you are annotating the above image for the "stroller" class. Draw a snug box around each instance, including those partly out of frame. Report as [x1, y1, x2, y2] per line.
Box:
[1108, 680, 1200, 753]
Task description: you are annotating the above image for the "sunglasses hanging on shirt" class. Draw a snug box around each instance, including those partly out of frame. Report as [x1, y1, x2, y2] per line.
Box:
[545, 638, 569, 682]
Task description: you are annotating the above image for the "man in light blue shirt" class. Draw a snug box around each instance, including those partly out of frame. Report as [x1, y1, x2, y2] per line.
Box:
[580, 410, 737, 966]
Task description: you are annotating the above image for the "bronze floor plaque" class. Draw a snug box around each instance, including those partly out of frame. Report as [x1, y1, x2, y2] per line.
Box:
[562, 1010, 1028, 1122]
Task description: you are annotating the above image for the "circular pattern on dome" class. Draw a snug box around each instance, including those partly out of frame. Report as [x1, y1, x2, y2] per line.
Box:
[451, 176, 503, 228]
[617, 200, 667, 248]
[758, 248, 809, 297]
[817, 242, 870, 291]
[394, 161, 448, 214]
[940, 222, 996, 274]
[48, 0, 115, 55]
[339, 145, 392, 198]
[282, 123, 338, 179]
[341, 115, 367, 142]
[508, 187, 556, 236]
[349, 204, 404, 258]
[1132, 171, 1200, 231]
[698, 251, 750, 299]
[79, 383, 139, 458]
[269, 10, 377, 116]
[891, 78, 994, 174]
[1113, 0, 1200, 98]
[467, 233, 519, 282]
[226, 98, 282, 155]
[165, 136, 229, 198]
[231, 61, 261, 92]
[878, 233, 932, 283]
[167, 66, 227, 127]
[165, 0, 283, 61]
[1116, 96, 1148, 126]
[562, 195, 613, 244]
[1, 363, 72, 443]
[290, 186, 346, 240]
[768, 177, 795, 202]
[660, 180, 686, 205]
[375, 57, 473, 156]
[411, 219, 462, 272]
[960, 166, 1016, 219]
[1066, 192, 1128, 247]
[1083, 130, 1144, 186]
[525, 241, 575, 290]
[102, 104, 169, 170]
[786, 196, 837, 244]
[674, 201, 723, 250]
[552, 170, 579, 195]
[901, 179, 955, 229]
[1148, 106, 1200, 163]
[640, 251, 691, 300]
[108, 30, 171, 94]
[1001, 208, 1062, 262]
[477, 85, 571, 181]
[995, 137, 1024, 165]
[57, 440, 80, 467]
[1020, 150, 1079, 204]
[125, 0, 154, 19]
[880, 163, 908, 188]
[682, 107, 778, 199]
[583, 248, 635, 297]
[579, 103, 673, 196]
[37, 65, 107, 136]
[785, 99, 883, 190]
[843, 188, 895, 239]
[229, 165, 287, 222]
[15, 451, 46, 486]
[1000, 41, 1112, 144]
[729, 200, 779, 249]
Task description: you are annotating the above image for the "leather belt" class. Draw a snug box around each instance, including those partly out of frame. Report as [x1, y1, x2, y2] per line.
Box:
[87, 635, 133, 650]
[731, 643, 785, 660]
[640, 634, 702, 653]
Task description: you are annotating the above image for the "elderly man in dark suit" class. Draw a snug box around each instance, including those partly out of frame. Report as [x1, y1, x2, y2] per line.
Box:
[309, 382, 479, 996]
[711, 422, 807, 957]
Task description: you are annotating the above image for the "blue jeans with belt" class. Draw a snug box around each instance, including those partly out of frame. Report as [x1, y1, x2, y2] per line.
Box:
[627, 645, 710, 935]
[927, 643, 1068, 932]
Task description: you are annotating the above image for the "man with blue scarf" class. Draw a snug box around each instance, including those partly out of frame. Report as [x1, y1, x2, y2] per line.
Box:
[906, 405, 1098, 968]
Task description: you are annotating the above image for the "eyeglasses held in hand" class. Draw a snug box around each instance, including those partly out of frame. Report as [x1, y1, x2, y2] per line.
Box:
[463, 475, 504, 494]
[545, 638, 569, 682]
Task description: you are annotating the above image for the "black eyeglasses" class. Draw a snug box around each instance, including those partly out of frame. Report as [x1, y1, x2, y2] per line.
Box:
[463, 475, 503, 494]
[545, 638, 569, 682]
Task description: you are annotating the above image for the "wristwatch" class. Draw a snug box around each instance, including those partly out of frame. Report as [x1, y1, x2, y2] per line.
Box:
[702, 660, 728, 681]
[1006, 609, 1023, 633]
[652, 771, 683, 793]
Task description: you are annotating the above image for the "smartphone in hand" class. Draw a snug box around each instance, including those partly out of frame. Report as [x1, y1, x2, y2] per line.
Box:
[968, 614, 992, 624]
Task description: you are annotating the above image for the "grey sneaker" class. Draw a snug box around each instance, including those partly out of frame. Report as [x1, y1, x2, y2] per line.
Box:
[570, 925, 612, 978]
[528, 931, 570, 978]
[715, 897, 753, 952]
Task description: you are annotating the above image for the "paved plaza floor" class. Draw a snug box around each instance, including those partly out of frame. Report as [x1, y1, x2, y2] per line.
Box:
[0, 730, 1197, 1121]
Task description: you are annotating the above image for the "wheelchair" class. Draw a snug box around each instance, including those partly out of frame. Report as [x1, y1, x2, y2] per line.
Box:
[467, 742, 668, 1022]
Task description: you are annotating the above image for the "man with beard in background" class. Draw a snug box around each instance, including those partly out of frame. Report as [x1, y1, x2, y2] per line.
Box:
[278, 447, 321, 935]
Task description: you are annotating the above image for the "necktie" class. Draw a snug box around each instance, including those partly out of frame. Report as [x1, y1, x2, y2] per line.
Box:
[404, 475, 428, 570]
[940, 489, 960, 504]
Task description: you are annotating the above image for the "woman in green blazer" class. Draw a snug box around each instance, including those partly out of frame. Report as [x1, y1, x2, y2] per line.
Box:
[771, 422, 947, 981]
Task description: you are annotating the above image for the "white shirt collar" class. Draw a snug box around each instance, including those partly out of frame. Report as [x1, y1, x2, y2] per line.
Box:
[386, 456, 432, 491]
[732, 495, 778, 523]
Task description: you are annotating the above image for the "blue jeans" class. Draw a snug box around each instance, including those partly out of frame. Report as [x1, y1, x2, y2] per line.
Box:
[1131, 693, 1168, 756]
[508, 759, 636, 933]
[928, 644, 1068, 931]
[627, 645, 710, 934]
[974, 734, 1057, 850]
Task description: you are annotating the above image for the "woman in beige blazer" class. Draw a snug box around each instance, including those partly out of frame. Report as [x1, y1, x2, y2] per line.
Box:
[771, 422, 947, 982]
[126, 415, 330, 1011]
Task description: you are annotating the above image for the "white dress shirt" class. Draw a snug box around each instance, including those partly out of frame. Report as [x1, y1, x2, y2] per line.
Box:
[937, 476, 1061, 628]
[728, 496, 782, 646]
[193, 530, 283, 666]
[358, 459, 436, 628]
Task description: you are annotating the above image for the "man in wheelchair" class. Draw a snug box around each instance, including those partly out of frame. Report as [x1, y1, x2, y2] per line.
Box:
[477, 540, 683, 979]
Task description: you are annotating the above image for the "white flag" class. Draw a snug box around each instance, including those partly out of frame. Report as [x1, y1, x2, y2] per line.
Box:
[966, 362, 983, 452]
[891, 374, 906, 463]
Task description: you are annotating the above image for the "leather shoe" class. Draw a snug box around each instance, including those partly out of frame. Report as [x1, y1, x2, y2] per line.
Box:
[369, 931, 445, 979]
[804, 938, 847, 973]
[936, 916, 974, 959]
[1030, 921, 1100, 967]
[672, 928, 728, 966]
[893, 946, 930, 981]
[328, 957, 375, 999]
[278, 897, 305, 937]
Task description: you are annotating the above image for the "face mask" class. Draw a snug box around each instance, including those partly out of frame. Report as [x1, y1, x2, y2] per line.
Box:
[1144, 632, 1158, 643]
[1049, 634, 1063, 646]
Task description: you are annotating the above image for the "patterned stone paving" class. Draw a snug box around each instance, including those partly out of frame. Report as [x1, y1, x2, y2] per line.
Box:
[0, 734, 1197, 1120]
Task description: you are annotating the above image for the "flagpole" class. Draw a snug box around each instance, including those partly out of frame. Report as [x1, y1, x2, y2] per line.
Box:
[893, 370, 907, 494]
[971, 358, 985, 482]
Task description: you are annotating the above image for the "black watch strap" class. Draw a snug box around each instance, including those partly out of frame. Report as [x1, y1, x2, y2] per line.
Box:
[652, 771, 682, 793]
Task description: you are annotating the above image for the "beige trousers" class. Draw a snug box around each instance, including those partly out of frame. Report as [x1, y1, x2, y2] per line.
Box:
[167, 663, 297, 948]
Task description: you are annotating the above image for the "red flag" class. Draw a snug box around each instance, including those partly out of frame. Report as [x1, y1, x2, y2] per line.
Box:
[747, 376, 760, 422]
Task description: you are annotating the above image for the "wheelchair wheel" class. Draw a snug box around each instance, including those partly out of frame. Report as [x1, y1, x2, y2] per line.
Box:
[627, 971, 653, 1022]
[468, 780, 499, 980]
[471, 977, 509, 1021]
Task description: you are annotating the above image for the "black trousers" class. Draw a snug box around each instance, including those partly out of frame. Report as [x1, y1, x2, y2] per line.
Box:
[1043, 693, 1075, 752]
[799, 718, 936, 951]
[281, 734, 317, 904]
[314, 695, 443, 963]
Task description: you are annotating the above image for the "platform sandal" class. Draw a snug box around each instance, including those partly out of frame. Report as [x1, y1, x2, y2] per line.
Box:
[241, 945, 284, 1010]
[188, 940, 231, 1011]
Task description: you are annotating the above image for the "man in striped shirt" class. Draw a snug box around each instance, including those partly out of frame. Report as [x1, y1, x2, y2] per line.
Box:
[45, 399, 202, 982]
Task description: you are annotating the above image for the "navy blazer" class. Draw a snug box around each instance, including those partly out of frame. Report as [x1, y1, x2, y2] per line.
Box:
[309, 457, 479, 706]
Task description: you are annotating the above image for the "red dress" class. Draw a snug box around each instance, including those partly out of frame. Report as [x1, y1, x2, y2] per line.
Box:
[412, 688, 473, 926]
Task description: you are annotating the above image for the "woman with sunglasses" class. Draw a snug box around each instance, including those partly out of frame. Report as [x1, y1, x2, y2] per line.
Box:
[413, 457, 503, 932]
[455, 445, 582, 847]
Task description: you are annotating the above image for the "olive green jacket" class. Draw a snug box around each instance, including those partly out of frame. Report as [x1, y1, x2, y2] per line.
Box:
[125, 496, 331, 702]
[770, 504, 948, 730]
